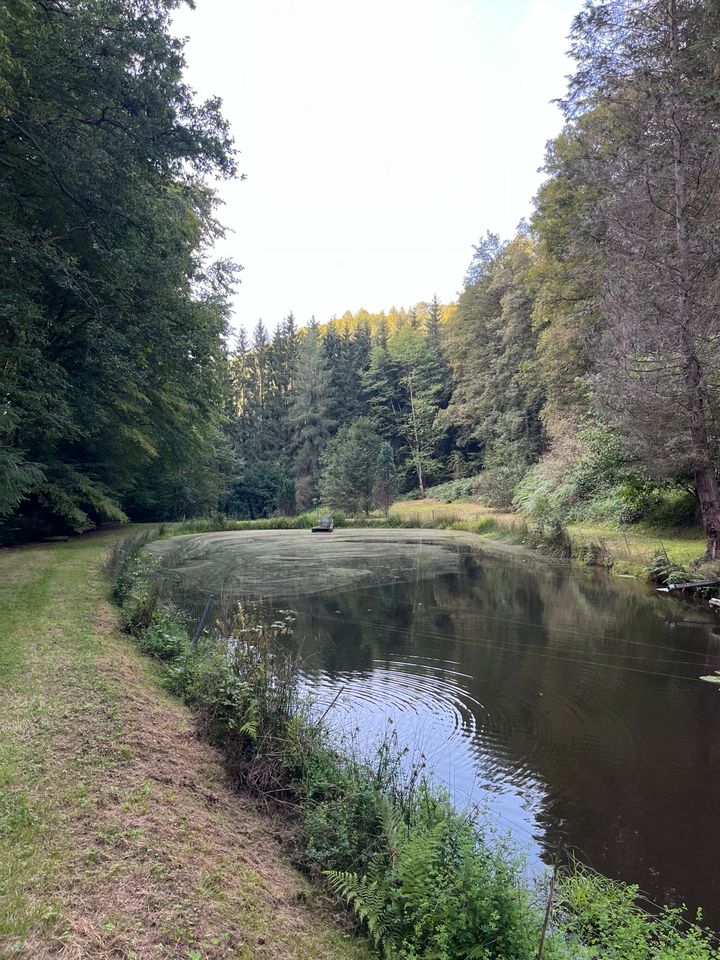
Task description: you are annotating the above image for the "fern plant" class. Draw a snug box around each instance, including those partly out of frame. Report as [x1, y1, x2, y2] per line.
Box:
[326, 788, 542, 960]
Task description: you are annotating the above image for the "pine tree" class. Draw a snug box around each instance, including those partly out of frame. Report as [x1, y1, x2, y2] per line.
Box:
[443, 233, 542, 472]
[290, 321, 335, 509]
[373, 442, 397, 516]
[563, 0, 720, 557]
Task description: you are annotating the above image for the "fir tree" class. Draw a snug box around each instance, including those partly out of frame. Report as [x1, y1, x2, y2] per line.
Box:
[290, 321, 335, 509]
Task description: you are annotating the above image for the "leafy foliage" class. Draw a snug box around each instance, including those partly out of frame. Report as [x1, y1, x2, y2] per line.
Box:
[1, 0, 237, 542]
[327, 794, 541, 960]
[320, 419, 385, 515]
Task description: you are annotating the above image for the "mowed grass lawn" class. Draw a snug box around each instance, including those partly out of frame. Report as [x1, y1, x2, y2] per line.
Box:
[390, 499, 707, 574]
[0, 531, 369, 960]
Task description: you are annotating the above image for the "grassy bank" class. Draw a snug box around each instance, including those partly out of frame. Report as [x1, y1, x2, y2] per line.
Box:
[0, 531, 369, 959]
[389, 499, 709, 578]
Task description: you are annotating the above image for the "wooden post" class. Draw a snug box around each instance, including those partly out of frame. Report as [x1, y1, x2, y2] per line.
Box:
[192, 594, 214, 649]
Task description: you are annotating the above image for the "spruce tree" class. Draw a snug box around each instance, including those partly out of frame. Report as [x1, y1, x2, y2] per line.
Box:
[290, 321, 335, 509]
[374, 442, 398, 516]
[563, 0, 720, 557]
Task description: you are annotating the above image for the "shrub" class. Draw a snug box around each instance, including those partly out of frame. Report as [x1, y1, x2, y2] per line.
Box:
[556, 867, 718, 960]
[575, 540, 614, 568]
[136, 606, 189, 661]
[327, 791, 543, 960]
[526, 519, 573, 558]
[419, 477, 480, 503]
[298, 748, 387, 876]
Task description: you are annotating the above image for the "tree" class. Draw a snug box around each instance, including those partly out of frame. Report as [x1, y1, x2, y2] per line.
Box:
[563, 0, 720, 557]
[364, 329, 445, 495]
[373, 442, 397, 516]
[320, 419, 383, 515]
[290, 321, 335, 509]
[443, 234, 543, 473]
[0, 0, 236, 539]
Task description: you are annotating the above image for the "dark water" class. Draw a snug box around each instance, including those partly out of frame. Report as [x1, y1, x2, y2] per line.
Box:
[174, 544, 720, 924]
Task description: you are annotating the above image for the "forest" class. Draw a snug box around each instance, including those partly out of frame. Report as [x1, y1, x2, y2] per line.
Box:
[3, 0, 720, 560]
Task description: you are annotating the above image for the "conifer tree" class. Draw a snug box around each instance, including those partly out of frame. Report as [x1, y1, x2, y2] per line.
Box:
[374, 442, 397, 516]
[290, 321, 335, 509]
[563, 0, 720, 557]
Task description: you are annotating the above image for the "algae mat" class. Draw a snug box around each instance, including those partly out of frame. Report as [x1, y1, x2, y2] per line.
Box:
[147, 528, 484, 599]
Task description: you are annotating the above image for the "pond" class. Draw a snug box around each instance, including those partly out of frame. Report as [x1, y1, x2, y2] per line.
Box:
[149, 529, 720, 926]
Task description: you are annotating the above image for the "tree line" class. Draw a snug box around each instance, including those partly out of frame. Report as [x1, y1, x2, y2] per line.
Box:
[3, 0, 720, 558]
[224, 0, 720, 558]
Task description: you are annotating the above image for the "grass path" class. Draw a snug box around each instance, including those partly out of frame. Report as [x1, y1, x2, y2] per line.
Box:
[390, 499, 707, 574]
[0, 532, 369, 960]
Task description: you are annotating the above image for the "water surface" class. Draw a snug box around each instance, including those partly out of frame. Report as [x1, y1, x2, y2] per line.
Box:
[155, 531, 720, 924]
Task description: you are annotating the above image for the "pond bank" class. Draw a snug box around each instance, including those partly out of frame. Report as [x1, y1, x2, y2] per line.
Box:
[112, 526, 720, 957]
[389, 498, 710, 580]
[0, 532, 369, 960]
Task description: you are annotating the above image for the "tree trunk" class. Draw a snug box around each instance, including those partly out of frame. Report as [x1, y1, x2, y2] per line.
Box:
[406, 373, 425, 496]
[669, 0, 720, 559]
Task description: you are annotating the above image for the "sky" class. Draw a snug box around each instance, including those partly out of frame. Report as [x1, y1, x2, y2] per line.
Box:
[172, 0, 580, 335]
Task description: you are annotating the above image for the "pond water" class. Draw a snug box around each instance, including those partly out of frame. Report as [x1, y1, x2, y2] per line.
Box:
[151, 530, 720, 926]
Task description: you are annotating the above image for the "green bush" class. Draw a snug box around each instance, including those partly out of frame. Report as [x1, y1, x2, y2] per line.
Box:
[419, 477, 480, 502]
[644, 487, 698, 528]
[526, 519, 573, 558]
[298, 748, 386, 876]
[166, 642, 247, 743]
[136, 606, 189, 661]
[511, 425, 701, 530]
[556, 867, 718, 960]
[575, 540, 613, 568]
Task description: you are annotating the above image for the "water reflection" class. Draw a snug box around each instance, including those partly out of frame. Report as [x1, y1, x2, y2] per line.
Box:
[172, 545, 720, 926]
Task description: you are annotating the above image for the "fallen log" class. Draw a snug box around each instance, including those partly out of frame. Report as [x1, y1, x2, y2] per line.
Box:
[663, 577, 720, 592]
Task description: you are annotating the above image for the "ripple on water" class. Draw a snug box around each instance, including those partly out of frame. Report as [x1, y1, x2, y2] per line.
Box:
[300, 654, 548, 854]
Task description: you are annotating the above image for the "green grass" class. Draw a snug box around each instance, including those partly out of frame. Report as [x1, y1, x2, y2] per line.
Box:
[390, 499, 708, 577]
[0, 538, 122, 946]
[0, 533, 370, 959]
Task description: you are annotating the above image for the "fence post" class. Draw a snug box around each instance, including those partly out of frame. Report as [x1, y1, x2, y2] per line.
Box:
[536, 852, 560, 960]
[192, 594, 214, 649]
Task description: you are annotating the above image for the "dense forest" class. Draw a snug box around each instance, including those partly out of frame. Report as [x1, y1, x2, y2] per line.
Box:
[3, 0, 720, 557]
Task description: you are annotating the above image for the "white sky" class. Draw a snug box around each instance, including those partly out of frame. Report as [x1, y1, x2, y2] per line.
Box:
[173, 0, 580, 335]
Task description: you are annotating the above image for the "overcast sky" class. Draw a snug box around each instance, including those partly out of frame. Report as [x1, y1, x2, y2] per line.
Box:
[173, 0, 580, 335]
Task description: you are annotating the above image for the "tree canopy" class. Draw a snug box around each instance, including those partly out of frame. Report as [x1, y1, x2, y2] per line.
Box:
[1, 0, 237, 541]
